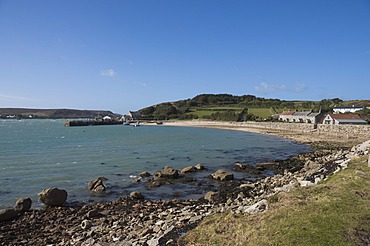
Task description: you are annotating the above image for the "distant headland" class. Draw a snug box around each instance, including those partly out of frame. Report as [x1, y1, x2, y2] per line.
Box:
[0, 108, 120, 119]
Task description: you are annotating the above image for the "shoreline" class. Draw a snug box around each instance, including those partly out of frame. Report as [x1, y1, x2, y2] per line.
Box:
[163, 120, 368, 146]
[1, 120, 369, 245]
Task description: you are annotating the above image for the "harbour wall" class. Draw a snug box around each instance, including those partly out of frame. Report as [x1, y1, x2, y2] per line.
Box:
[238, 122, 370, 138]
[189, 121, 370, 138]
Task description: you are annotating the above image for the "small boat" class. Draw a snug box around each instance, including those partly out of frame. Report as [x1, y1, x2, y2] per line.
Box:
[133, 122, 140, 127]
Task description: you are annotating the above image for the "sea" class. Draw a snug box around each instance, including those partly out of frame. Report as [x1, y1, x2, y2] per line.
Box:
[0, 119, 310, 208]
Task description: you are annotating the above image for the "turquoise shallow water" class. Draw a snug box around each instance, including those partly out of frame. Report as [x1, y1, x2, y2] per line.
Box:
[0, 119, 310, 208]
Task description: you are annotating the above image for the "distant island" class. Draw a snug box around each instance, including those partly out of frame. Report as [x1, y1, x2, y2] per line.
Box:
[0, 108, 120, 119]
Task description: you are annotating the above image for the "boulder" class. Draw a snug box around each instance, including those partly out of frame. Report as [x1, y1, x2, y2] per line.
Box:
[139, 171, 151, 178]
[304, 160, 320, 171]
[211, 169, 234, 181]
[38, 188, 68, 206]
[274, 182, 296, 193]
[0, 208, 20, 222]
[234, 163, 248, 170]
[130, 191, 144, 200]
[352, 140, 370, 155]
[204, 191, 218, 203]
[86, 209, 103, 218]
[88, 177, 108, 192]
[240, 183, 255, 189]
[234, 163, 262, 174]
[154, 166, 179, 179]
[14, 197, 32, 212]
[194, 163, 206, 170]
[240, 199, 268, 214]
[148, 181, 162, 188]
[180, 166, 196, 174]
[255, 162, 277, 170]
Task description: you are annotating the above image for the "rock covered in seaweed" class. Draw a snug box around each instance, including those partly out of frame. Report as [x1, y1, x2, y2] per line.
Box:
[0, 208, 20, 222]
[38, 188, 68, 206]
[211, 169, 234, 181]
[15, 197, 32, 212]
[154, 166, 179, 180]
[88, 177, 108, 192]
[180, 166, 196, 174]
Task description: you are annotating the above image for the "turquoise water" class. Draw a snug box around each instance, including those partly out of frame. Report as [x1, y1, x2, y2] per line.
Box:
[0, 120, 310, 208]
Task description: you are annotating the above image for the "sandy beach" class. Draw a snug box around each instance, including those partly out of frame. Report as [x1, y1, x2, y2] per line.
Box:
[163, 120, 368, 147]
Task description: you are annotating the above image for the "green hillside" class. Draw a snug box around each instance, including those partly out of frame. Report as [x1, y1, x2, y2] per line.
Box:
[138, 94, 370, 121]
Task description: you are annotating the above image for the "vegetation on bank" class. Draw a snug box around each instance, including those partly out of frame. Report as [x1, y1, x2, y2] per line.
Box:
[139, 94, 370, 121]
[179, 156, 370, 246]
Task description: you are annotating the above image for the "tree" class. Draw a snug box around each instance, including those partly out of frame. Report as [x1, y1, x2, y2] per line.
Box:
[139, 106, 155, 118]
[152, 103, 178, 120]
[332, 98, 343, 105]
[210, 110, 238, 121]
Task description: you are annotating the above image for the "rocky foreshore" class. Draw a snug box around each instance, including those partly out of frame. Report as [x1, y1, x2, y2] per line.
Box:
[1, 123, 369, 246]
[1, 140, 369, 245]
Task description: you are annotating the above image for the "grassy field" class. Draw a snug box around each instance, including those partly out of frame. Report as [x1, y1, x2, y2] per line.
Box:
[187, 107, 243, 118]
[180, 156, 370, 246]
[187, 107, 284, 119]
[248, 108, 277, 118]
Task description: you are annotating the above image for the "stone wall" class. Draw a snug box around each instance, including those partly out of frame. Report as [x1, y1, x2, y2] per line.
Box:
[238, 122, 370, 138]
[317, 124, 370, 137]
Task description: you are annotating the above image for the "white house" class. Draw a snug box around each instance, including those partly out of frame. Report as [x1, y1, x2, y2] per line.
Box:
[102, 116, 112, 121]
[323, 114, 367, 125]
[120, 111, 141, 122]
[333, 106, 364, 114]
[279, 110, 324, 124]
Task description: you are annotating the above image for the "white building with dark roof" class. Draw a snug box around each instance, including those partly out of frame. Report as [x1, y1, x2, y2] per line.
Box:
[279, 110, 324, 124]
[323, 114, 367, 125]
[333, 106, 364, 114]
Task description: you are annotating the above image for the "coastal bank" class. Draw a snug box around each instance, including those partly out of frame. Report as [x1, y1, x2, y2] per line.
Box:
[164, 120, 370, 143]
[1, 121, 369, 245]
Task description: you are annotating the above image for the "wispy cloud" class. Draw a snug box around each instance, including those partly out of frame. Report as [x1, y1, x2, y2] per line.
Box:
[293, 82, 307, 92]
[128, 60, 134, 65]
[100, 69, 117, 78]
[254, 81, 308, 94]
[254, 82, 286, 93]
[0, 94, 39, 102]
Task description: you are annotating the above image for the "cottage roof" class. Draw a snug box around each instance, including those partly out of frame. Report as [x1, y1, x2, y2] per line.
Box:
[293, 111, 312, 116]
[280, 111, 295, 115]
[308, 112, 321, 117]
[328, 114, 367, 123]
[329, 114, 362, 120]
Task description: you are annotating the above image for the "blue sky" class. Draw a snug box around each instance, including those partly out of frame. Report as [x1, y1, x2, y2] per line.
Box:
[0, 0, 369, 114]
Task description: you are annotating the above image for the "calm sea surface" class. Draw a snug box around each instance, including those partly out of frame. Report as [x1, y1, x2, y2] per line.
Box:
[0, 120, 310, 208]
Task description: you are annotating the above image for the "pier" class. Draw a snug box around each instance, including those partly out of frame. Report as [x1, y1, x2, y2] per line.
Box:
[64, 120, 123, 127]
